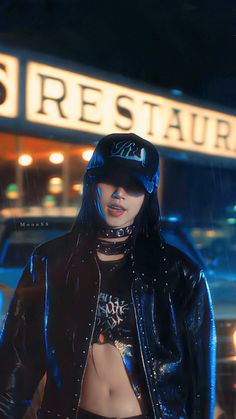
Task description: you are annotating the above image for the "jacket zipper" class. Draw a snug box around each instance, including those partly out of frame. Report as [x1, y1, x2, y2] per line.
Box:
[131, 276, 159, 419]
[75, 254, 102, 419]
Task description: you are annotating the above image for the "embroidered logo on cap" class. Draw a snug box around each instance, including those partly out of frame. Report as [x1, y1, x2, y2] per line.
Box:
[111, 140, 146, 166]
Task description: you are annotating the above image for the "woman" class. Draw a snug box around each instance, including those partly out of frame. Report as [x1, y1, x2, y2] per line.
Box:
[0, 133, 216, 419]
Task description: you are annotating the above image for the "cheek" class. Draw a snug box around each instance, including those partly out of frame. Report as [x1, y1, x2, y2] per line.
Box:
[97, 184, 113, 203]
[96, 185, 106, 205]
[130, 196, 145, 214]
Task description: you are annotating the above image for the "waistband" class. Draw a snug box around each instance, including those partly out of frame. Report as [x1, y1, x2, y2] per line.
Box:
[37, 406, 149, 419]
[77, 406, 146, 419]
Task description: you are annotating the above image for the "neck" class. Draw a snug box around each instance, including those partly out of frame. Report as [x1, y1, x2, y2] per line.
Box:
[96, 251, 127, 261]
[96, 235, 129, 243]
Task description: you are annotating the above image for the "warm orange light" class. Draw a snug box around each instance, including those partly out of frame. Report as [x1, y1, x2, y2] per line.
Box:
[205, 230, 217, 238]
[49, 152, 64, 164]
[50, 177, 62, 185]
[82, 149, 94, 162]
[18, 154, 33, 166]
[48, 177, 63, 194]
[6, 184, 19, 200]
[42, 195, 56, 208]
[72, 183, 83, 194]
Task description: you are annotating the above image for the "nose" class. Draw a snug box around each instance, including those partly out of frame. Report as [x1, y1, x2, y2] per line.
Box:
[111, 186, 125, 198]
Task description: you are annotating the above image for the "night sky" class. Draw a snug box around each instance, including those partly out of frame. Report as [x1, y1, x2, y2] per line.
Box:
[0, 0, 236, 108]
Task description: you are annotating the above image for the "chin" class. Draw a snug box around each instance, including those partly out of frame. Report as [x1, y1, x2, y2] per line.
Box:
[105, 219, 123, 227]
[105, 216, 132, 228]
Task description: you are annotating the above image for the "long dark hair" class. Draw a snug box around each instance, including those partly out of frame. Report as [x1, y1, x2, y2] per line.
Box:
[71, 172, 164, 247]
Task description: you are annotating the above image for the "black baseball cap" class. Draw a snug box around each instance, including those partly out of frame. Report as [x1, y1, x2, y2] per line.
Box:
[85, 133, 160, 193]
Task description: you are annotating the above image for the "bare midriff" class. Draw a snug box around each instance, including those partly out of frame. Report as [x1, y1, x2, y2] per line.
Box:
[78, 342, 142, 418]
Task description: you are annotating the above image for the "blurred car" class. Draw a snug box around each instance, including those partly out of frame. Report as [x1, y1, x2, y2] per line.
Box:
[0, 216, 75, 324]
[188, 224, 236, 419]
[160, 217, 236, 419]
[160, 216, 207, 268]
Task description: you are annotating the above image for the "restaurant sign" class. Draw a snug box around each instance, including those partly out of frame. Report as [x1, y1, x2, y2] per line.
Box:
[1, 52, 236, 160]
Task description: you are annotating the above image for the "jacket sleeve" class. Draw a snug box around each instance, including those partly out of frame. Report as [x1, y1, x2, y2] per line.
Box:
[0, 251, 47, 419]
[184, 269, 216, 419]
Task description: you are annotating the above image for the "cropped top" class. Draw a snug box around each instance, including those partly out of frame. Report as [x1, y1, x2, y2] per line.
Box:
[91, 253, 153, 416]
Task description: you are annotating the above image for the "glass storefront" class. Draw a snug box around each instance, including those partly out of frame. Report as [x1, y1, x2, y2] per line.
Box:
[0, 132, 94, 211]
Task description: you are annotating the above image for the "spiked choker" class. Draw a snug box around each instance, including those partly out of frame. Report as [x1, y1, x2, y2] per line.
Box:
[95, 224, 134, 255]
[96, 224, 135, 239]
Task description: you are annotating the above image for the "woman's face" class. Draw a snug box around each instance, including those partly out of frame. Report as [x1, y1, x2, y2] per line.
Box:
[95, 177, 146, 229]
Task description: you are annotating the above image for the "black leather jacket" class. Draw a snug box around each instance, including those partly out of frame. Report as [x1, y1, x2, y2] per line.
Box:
[0, 230, 216, 419]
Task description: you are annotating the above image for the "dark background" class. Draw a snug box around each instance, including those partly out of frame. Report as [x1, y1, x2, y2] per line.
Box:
[0, 0, 236, 109]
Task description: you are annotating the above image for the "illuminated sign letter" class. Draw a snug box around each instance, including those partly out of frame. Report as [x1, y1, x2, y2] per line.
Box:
[143, 101, 160, 136]
[0, 64, 7, 105]
[215, 119, 231, 150]
[0, 54, 18, 118]
[79, 84, 102, 124]
[191, 113, 209, 145]
[37, 74, 67, 118]
[164, 108, 184, 141]
[115, 95, 133, 130]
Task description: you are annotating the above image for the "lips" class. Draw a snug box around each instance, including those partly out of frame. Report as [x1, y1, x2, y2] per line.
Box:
[107, 204, 126, 217]
[108, 203, 126, 210]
